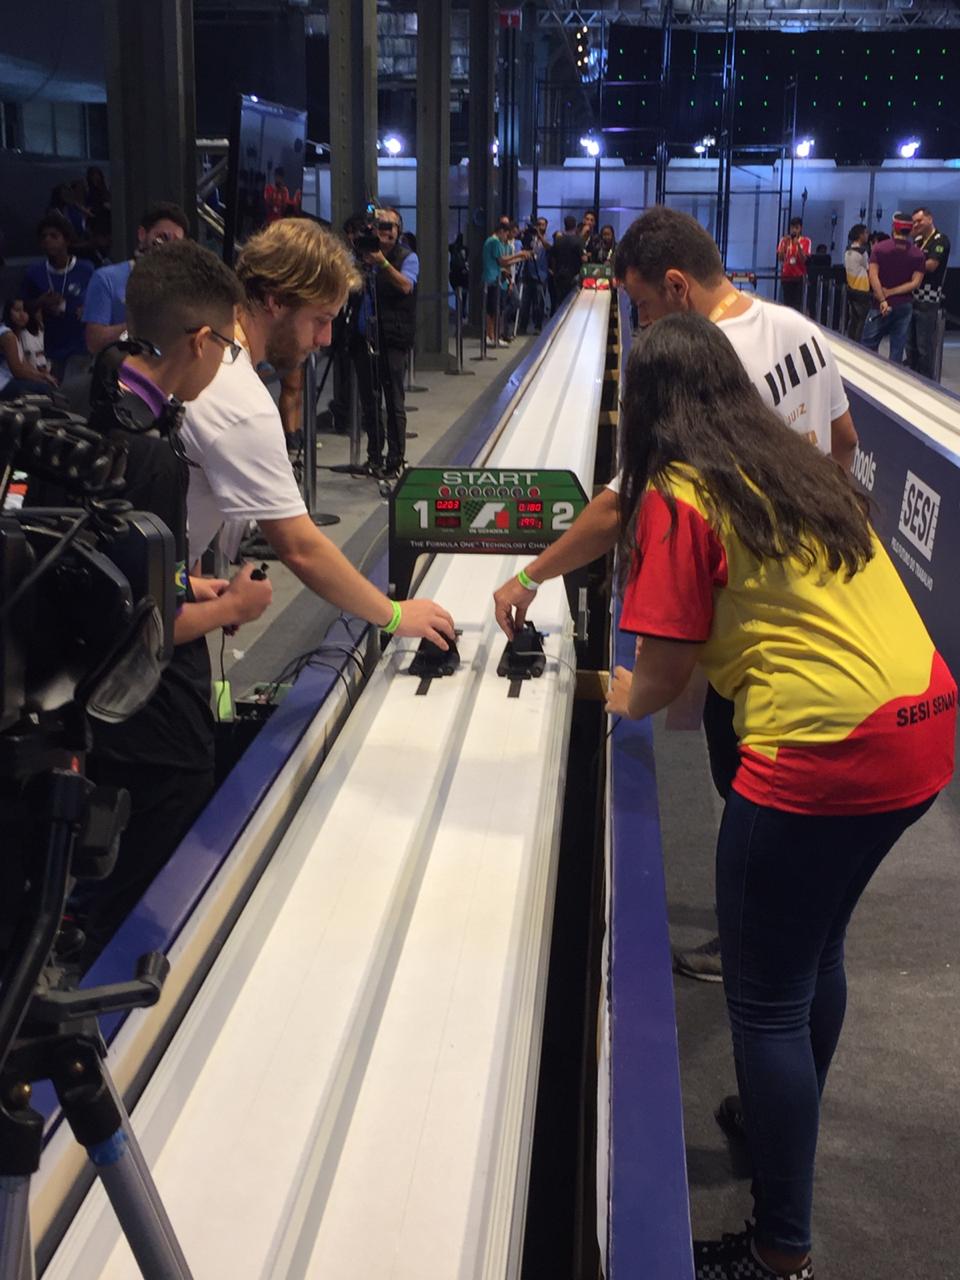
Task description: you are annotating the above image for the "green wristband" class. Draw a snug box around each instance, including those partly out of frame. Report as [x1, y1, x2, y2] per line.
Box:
[517, 567, 541, 591]
[383, 600, 402, 634]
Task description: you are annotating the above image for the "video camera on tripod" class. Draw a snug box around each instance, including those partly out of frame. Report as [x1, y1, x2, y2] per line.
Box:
[0, 396, 194, 1279]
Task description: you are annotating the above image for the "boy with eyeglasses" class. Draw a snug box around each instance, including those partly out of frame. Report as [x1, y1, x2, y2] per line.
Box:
[74, 239, 273, 967]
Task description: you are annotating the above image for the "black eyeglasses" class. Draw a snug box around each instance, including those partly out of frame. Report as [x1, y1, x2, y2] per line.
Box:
[376, 220, 398, 232]
[185, 326, 241, 363]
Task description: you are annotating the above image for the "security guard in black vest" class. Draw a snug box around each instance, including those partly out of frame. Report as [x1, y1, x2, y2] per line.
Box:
[362, 207, 419, 478]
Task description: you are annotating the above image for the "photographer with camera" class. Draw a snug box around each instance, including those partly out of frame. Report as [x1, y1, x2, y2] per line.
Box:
[73, 241, 273, 965]
[327, 212, 395, 475]
[358, 206, 418, 478]
[182, 217, 456, 646]
[518, 216, 549, 335]
[84, 202, 190, 356]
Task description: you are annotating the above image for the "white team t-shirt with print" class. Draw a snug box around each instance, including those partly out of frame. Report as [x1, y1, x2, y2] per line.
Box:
[608, 297, 849, 492]
[181, 346, 307, 564]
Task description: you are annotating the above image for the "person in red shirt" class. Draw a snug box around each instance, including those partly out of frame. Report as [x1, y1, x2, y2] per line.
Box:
[263, 167, 302, 225]
[606, 311, 955, 1280]
[776, 216, 811, 312]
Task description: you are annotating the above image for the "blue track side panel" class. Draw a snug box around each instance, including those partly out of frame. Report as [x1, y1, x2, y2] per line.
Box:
[608, 285, 693, 1278]
[840, 382, 960, 681]
[607, 608, 694, 1280]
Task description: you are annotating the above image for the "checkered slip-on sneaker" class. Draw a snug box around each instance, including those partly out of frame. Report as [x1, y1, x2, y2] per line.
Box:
[694, 1227, 814, 1280]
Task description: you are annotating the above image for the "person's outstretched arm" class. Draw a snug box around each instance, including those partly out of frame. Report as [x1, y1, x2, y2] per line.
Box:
[493, 486, 620, 638]
[260, 513, 455, 648]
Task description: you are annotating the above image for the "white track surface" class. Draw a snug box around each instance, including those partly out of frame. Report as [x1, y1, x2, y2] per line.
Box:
[43, 290, 611, 1280]
[827, 333, 960, 458]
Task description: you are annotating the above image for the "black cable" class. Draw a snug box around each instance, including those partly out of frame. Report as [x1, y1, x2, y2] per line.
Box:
[215, 628, 228, 722]
[547, 653, 580, 681]
[338, 611, 368, 643]
[304, 657, 356, 710]
[0, 510, 91, 624]
[313, 643, 367, 680]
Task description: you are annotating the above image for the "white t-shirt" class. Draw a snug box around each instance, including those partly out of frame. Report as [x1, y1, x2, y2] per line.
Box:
[608, 297, 849, 492]
[0, 325, 13, 392]
[181, 347, 307, 564]
[20, 328, 48, 371]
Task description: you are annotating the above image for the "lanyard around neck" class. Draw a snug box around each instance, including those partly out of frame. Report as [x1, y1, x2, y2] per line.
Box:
[46, 256, 76, 295]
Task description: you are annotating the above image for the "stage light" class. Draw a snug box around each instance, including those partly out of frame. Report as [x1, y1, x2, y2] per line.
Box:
[899, 138, 920, 159]
[576, 22, 591, 73]
[694, 143, 707, 156]
[491, 137, 500, 158]
[795, 137, 815, 158]
[382, 135, 403, 157]
[702, 134, 716, 148]
[580, 135, 601, 158]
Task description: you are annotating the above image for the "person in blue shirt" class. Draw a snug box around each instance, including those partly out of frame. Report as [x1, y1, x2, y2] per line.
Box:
[85, 202, 190, 355]
[21, 213, 94, 377]
[482, 216, 531, 346]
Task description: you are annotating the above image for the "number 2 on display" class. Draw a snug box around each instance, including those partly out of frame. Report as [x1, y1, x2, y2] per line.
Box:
[551, 501, 574, 531]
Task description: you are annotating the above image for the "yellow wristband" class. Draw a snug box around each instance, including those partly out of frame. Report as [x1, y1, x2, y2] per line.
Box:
[383, 600, 402, 634]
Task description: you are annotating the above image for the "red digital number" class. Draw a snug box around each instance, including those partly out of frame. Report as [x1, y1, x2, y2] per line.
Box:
[434, 499, 461, 512]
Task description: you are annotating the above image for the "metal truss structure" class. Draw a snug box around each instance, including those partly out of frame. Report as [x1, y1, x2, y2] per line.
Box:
[536, 4, 960, 30]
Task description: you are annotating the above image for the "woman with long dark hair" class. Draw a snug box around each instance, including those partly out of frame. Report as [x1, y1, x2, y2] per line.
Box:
[606, 312, 955, 1280]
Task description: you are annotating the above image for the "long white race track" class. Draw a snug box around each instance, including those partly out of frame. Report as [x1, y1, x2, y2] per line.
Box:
[42, 291, 612, 1280]
[827, 332, 960, 453]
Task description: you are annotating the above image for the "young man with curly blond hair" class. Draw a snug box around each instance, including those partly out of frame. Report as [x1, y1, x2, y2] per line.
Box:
[182, 218, 455, 648]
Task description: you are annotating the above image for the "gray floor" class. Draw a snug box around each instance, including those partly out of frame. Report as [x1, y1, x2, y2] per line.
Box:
[656, 713, 960, 1280]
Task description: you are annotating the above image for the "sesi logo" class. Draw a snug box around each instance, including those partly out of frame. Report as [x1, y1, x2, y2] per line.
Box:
[898, 470, 940, 561]
[852, 446, 876, 492]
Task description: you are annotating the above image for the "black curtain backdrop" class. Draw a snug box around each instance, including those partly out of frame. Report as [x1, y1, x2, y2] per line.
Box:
[603, 27, 958, 163]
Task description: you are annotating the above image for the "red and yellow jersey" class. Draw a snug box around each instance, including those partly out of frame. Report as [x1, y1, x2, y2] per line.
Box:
[620, 464, 956, 815]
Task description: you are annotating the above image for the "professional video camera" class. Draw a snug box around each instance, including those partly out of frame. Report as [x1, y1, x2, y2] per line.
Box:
[521, 218, 541, 252]
[0, 394, 175, 1059]
[355, 222, 382, 255]
[0, 396, 188, 1277]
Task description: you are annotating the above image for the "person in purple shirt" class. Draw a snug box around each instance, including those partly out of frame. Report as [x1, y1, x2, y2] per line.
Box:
[860, 212, 925, 364]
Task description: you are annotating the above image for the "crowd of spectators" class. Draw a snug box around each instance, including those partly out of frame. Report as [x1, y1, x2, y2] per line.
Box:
[779, 209, 950, 379]
[478, 208, 617, 346]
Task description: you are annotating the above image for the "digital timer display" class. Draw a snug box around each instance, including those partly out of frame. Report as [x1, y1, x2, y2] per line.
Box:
[434, 499, 461, 512]
[517, 516, 544, 530]
[517, 501, 543, 514]
[435, 515, 462, 528]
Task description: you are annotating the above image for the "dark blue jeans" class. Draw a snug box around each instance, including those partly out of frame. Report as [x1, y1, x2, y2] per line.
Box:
[861, 303, 912, 363]
[0, 376, 53, 399]
[715, 790, 937, 1254]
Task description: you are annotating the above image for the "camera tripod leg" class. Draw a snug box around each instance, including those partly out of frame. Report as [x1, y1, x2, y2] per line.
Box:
[0, 1176, 34, 1280]
[89, 1127, 192, 1279]
[56, 1043, 192, 1279]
